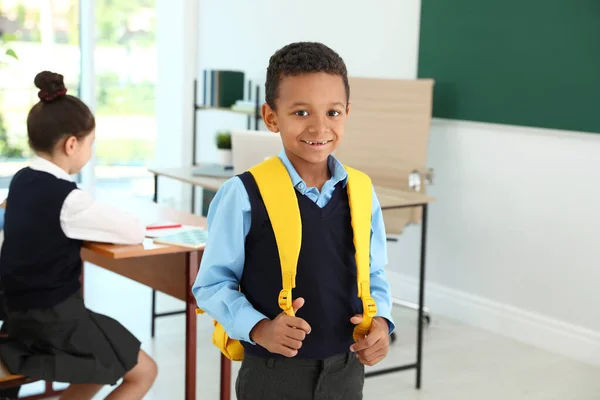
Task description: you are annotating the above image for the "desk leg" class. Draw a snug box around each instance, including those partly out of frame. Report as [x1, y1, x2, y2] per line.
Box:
[220, 354, 231, 400]
[364, 203, 429, 385]
[152, 175, 158, 338]
[151, 290, 157, 338]
[416, 204, 428, 389]
[153, 174, 158, 203]
[185, 252, 199, 400]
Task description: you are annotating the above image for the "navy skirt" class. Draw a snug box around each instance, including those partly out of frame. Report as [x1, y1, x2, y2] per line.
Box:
[0, 292, 140, 385]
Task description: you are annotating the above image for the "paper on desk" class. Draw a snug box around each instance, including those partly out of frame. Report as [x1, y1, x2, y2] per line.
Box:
[145, 224, 198, 238]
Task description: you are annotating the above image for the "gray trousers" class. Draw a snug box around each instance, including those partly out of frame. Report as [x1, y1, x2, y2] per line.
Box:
[236, 353, 364, 400]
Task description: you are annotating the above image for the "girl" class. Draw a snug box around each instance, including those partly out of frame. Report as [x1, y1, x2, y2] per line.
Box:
[0, 71, 157, 400]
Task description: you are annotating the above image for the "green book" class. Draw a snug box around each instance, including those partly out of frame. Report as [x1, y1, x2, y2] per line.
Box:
[209, 70, 245, 108]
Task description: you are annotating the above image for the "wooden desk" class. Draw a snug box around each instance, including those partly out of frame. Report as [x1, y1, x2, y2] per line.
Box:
[81, 199, 230, 400]
[148, 167, 228, 193]
[148, 167, 435, 207]
[363, 187, 433, 388]
[149, 166, 436, 390]
[375, 186, 435, 209]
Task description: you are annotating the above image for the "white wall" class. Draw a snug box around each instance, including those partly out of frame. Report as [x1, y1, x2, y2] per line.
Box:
[194, 0, 421, 164]
[197, 1, 420, 80]
[169, 0, 600, 364]
[391, 120, 600, 365]
[151, 0, 200, 314]
[427, 121, 600, 332]
[155, 0, 198, 210]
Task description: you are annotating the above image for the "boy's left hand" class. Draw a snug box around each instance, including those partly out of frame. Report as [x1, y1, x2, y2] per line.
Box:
[349, 315, 390, 366]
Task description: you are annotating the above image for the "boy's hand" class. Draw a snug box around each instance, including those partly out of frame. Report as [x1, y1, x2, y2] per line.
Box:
[250, 297, 311, 357]
[349, 315, 390, 366]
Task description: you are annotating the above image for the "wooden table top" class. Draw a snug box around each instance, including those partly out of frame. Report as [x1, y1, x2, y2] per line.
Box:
[82, 196, 207, 260]
[374, 186, 435, 209]
[148, 166, 228, 192]
[148, 167, 435, 209]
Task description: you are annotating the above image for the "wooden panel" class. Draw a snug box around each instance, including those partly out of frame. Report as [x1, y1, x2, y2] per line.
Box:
[82, 250, 190, 301]
[336, 77, 434, 233]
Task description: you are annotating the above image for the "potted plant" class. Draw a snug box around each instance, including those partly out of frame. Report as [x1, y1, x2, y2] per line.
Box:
[215, 130, 232, 167]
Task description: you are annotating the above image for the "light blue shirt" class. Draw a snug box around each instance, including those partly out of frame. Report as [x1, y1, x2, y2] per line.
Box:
[0, 207, 4, 230]
[192, 150, 395, 344]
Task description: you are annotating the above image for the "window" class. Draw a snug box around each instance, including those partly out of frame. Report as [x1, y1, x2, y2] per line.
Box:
[92, 0, 156, 200]
[0, 0, 81, 199]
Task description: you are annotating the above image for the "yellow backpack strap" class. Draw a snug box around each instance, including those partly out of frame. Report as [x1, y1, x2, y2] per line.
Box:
[345, 166, 377, 342]
[249, 156, 302, 316]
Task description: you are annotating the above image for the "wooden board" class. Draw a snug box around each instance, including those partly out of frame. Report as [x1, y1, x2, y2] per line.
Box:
[336, 77, 435, 233]
[81, 250, 190, 301]
[80, 197, 206, 301]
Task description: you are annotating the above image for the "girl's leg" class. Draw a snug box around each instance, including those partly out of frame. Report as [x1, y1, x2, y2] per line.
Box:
[105, 350, 158, 400]
[60, 384, 103, 400]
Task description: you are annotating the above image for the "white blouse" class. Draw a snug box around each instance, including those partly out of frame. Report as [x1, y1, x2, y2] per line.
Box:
[25, 156, 146, 245]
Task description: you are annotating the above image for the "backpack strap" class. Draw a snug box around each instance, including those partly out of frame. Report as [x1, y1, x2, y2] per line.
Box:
[345, 166, 378, 342]
[249, 157, 302, 316]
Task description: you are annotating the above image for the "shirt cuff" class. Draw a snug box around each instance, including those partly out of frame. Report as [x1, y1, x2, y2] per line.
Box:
[234, 306, 269, 344]
[376, 314, 396, 335]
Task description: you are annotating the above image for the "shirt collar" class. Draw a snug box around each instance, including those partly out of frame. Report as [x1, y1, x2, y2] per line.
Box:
[277, 149, 348, 193]
[29, 156, 74, 182]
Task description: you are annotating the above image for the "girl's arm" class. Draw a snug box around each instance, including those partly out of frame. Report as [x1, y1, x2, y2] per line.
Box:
[59, 189, 145, 244]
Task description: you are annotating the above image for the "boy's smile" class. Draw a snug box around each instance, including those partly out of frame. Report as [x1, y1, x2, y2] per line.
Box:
[262, 72, 350, 180]
[300, 139, 333, 146]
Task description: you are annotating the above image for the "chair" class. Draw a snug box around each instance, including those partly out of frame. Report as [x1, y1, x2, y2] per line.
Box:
[0, 288, 26, 400]
[0, 359, 28, 400]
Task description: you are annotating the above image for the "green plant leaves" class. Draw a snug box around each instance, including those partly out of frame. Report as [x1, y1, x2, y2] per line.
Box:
[5, 49, 18, 59]
[2, 34, 18, 42]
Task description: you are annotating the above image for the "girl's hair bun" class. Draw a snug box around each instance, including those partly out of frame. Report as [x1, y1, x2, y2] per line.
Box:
[34, 71, 67, 102]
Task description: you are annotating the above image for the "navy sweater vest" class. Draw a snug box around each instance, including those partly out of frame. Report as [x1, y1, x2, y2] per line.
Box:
[0, 168, 82, 310]
[238, 172, 363, 360]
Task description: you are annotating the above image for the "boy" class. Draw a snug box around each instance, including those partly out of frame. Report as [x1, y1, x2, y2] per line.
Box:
[193, 42, 394, 400]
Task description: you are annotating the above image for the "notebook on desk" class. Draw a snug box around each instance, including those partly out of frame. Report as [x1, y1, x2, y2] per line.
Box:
[152, 228, 208, 249]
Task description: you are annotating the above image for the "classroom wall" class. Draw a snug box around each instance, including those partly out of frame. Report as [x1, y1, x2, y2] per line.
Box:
[155, 0, 198, 210]
[154, 0, 600, 364]
[392, 121, 600, 365]
[193, 0, 421, 164]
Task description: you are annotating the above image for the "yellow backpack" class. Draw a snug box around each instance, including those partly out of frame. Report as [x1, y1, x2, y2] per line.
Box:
[199, 156, 376, 361]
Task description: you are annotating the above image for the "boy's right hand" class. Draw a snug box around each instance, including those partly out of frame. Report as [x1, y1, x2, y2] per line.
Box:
[249, 297, 311, 357]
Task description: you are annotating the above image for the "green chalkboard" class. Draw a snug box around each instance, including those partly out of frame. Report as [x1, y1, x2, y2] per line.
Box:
[417, 0, 600, 134]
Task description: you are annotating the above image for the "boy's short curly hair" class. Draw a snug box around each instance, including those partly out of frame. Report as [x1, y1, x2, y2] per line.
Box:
[265, 42, 350, 109]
